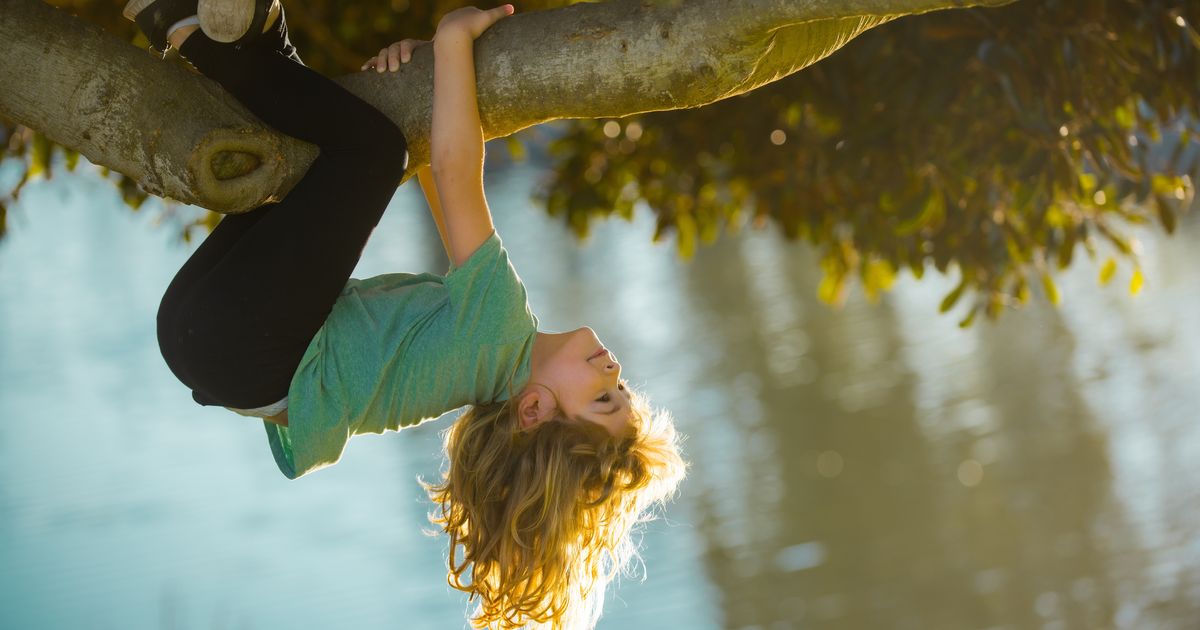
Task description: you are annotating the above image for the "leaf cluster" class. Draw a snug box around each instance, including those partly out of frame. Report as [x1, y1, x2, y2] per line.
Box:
[534, 0, 1199, 323]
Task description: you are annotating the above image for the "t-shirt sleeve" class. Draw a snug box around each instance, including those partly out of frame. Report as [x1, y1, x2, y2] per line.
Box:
[443, 231, 537, 346]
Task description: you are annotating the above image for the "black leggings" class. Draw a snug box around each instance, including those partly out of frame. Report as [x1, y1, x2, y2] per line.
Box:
[156, 15, 408, 410]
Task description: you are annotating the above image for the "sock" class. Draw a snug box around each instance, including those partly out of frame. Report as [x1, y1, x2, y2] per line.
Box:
[167, 14, 201, 41]
[166, 14, 200, 50]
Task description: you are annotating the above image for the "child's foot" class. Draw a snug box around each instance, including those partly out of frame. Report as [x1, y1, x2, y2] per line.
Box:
[197, 0, 280, 46]
[123, 0, 200, 54]
[169, 5, 279, 55]
[170, 4, 292, 64]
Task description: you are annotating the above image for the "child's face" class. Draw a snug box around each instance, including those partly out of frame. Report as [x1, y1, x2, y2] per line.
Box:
[525, 327, 632, 437]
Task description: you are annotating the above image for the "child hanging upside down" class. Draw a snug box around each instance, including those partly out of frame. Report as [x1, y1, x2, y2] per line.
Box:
[130, 0, 687, 627]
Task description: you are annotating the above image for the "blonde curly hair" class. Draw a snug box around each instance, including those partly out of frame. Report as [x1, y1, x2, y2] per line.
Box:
[420, 384, 687, 629]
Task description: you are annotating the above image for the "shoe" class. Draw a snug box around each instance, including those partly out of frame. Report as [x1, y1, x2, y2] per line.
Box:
[123, 0, 200, 54]
[197, 0, 279, 47]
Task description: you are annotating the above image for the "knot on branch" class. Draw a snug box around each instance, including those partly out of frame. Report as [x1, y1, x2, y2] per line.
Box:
[211, 151, 262, 180]
[188, 126, 287, 214]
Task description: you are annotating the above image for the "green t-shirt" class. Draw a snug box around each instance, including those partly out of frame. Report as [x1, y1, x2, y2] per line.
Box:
[263, 231, 538, 479]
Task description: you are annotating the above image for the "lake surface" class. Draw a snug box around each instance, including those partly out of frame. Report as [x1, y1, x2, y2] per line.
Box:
[1, 150, 1197, 629]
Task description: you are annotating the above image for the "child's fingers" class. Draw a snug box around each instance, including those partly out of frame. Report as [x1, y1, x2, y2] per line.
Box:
[399, 39, 429, 63]
[387, 44, 400, 71]
[486, 4, 514, 26]
[362, 38, 427, 72]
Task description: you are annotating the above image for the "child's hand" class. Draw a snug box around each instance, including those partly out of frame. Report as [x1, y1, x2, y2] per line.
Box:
[435, 4, 514, 41]
[362, 38, 428, 73]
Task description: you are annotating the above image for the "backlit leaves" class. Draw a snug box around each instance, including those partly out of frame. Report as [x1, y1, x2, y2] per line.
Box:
[1098, 257, 1117, 285]
[535, 0, 1199, 324]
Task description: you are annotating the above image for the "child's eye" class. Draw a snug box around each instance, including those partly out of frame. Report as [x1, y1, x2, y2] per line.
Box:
[597, 393, 611, 403]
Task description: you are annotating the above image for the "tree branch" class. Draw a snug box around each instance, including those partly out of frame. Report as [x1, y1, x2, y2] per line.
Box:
[0, 0, 1016, 214]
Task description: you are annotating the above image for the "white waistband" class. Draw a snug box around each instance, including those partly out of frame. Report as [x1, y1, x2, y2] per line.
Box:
[224, 395, 289, 418]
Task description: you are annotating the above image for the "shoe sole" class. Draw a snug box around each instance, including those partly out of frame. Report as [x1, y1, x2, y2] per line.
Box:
[198, 0, 276, 43]
[122, 0, 157, 21]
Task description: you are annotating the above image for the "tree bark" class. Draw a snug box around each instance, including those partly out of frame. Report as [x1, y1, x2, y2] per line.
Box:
[0, 0, 1015, 214]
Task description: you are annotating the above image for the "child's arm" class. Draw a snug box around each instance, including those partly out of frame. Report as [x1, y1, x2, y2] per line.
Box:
[430, 4, 514, 267]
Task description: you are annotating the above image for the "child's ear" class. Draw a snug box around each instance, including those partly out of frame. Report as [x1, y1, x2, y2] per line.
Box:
[517, 386, 556, 429]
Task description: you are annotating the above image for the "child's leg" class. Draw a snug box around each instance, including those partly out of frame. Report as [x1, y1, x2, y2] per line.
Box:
[157, 27, 407, 409]
[155, 5, 300, 320]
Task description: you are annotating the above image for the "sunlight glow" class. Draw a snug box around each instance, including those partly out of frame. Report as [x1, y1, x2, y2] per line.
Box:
[957, 460, 984, 487]
[816, 451, 844, 478]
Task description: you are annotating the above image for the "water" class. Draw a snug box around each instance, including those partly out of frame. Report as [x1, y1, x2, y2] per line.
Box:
[0, 152, 1197, 629]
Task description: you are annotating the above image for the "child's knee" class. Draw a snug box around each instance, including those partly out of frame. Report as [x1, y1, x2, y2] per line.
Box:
[355, 121, 409, 175]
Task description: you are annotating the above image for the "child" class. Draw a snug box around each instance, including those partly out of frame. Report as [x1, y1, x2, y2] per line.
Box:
[132, 0, 687, 627]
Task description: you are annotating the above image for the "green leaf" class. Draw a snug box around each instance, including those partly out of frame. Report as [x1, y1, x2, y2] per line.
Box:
[1016, 277, 1031, 304]
[120, 176, 146, 211]
[651, 217, 669, 243]
[569, 208, 590, 239]
[862, 258, 897, 303]
[1130, 268, 1144, 296]
[958, 306, 979, 328]
[896, 188, 945, 236]
[699, 213, 720, 244]
[1078, 172, 1097, 194]
[1113, 104, 1136, 129]
[985, 292, 1004, 319]
[30, 132, 51, 180]
[1150, 174, 1179, 195]
[817, 271, 845, 306]
[939, 277, 967, 313]
[504, 136, 526, 162]
[1098, 257, 1117, 286]
[909, 255, 925, 280]
[1098, 224, 1132, 255]
[1154, 194, 1177, 234]
[1041, 273, 1061, 306]
[1044, 203, 1068, 228]
[1057, 228, 1076, 269]
[675, 212, 697, 259]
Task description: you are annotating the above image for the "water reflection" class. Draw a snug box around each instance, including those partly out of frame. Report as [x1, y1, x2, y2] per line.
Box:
[0, 155, 1197, 629]
[677, 203, 1200, 628]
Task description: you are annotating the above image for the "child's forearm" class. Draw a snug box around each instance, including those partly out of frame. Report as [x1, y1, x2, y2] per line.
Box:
[430, 29, 492, 265]
[431, 32, 486, 203]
